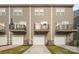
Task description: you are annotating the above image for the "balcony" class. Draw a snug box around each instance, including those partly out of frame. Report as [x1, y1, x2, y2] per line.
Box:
[34, 29, 49, 34]
[34, 22, 49, 34]
[56, 24, 77, 34]
[10, 24, 26, 34]
[0, 25, 5, 34]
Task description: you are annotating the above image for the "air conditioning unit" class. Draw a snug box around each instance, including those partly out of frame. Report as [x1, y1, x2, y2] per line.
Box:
[41, 21, 48, 29]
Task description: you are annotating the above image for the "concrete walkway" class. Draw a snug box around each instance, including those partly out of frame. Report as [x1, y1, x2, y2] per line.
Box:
[0, 45, 19, 51]
[58, 45, 79, 53]
[23, 45, 51, 54]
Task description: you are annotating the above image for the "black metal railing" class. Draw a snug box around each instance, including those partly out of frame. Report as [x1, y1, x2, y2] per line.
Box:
[56, 24, 73, 30]
[9, 24, 26, 30]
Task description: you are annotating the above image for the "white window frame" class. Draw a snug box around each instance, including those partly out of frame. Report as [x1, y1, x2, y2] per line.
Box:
[35, 8, 44, 16]
[56, 8, 65, 16]
[13, 8, 23, 16]
[0, 8, 6, 16]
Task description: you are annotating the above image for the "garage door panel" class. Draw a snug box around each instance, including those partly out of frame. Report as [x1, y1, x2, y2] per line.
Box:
[33, 35, 45, 45]
[0, 35, 7, 45]
[12, 35, 23, 45]
[54, 35, 66, 45]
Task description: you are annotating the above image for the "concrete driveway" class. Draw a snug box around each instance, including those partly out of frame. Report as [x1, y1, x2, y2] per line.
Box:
[58, 45, 79, 53]
[0, 45, 19, 51]
[23, 45, 51, 54]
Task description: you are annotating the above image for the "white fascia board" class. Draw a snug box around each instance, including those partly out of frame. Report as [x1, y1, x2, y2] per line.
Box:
[0, 0, 77, 4]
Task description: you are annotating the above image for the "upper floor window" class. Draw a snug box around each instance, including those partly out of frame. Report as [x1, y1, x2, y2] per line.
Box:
[34, 8, 44, 16]
[13, 8, 23, 16]
[56, 8, 65, 16]
[0, 8, 6, 16]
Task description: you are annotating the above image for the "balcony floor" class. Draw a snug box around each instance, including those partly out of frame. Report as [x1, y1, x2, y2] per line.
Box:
[34, 29, 49, 34]
[10, 29, 26, 34]
[56, 29, 77, 34]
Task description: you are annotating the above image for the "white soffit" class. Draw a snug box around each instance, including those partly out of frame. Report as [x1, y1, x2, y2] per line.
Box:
[0, 0, 78, 4]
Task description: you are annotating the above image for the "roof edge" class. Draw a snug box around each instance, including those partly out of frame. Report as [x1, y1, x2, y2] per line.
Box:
[0, 4, 74, 7]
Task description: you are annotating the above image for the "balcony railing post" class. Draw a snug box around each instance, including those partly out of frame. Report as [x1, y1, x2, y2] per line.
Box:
[10, 23, 26, 31]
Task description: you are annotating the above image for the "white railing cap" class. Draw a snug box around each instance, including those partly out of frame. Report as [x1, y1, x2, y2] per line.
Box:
[40, 21, 48, 25]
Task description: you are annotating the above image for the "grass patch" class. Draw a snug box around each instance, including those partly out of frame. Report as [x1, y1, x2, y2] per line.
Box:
[76, 46, 79, 47]
[77, 46, 79, 47]
[74, 45, 79, 47]
[47, 45, 77, 54]
[0, 45, 31, 54]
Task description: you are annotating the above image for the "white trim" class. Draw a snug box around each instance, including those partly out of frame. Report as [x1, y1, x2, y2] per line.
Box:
[51, 6, 52, 40]
[9, 6, 10, 24]
[29, 6, 31, 44]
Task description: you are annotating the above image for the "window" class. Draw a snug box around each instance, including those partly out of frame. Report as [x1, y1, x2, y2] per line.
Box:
[0, 8, 6, 16]
[13, 8, 23, 16]
[56, 8, 65, 16]
[35, 8, 44, 16]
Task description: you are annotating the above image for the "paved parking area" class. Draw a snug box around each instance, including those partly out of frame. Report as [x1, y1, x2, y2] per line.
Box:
[58, 45, 79, 53]
[23, 45, 51, 54]
[0, 45, 19, 51]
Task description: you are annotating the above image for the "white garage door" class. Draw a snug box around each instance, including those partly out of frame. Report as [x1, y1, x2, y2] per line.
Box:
[33, 35, 45, 45]
[54, 35, 66, 45]
[0, 35, 7, 45]
[12, 35, 24, 45]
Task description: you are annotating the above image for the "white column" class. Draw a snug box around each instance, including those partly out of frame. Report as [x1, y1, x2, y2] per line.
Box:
[8, 6, 11, 45]
[9, 6, 10, 24]
[51, 6, 53, 40]
[29, 6, 32, 44]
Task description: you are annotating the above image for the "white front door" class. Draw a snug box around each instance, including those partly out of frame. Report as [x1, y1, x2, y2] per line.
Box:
[0, 35, 7, 45]
[12, 35, 24, 45]
[54, 35, 66, 45]
[33, 35, 45, 45]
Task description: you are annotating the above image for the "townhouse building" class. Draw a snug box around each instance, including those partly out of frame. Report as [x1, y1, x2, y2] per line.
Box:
[0, 4, 77, 46]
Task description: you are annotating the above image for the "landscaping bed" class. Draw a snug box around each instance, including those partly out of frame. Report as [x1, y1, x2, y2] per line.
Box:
[47, 45, 77, 54]
[0, 45, 31, 54]
[77, 40, 79, 47]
